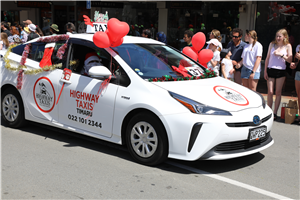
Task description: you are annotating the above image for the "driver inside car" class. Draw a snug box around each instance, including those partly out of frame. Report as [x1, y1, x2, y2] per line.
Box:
[81, 52, 104, 76]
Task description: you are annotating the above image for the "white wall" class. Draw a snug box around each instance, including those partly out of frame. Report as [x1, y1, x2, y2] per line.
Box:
[239, 1, 257, 39]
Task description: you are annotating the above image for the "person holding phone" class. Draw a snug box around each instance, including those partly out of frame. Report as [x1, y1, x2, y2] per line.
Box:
[264, 29, 292, 120]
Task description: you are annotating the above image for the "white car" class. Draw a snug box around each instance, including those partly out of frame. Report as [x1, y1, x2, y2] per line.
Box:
[1, 34, 274, 166]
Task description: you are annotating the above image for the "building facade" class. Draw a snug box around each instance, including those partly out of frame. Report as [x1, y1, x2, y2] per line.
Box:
[1, 1, 300, 55]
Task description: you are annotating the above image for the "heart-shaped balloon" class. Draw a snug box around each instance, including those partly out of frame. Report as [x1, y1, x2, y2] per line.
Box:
[192, 32, 206, 52]
[93, 31, 111, 48]
[110, 38, 123, 47]
[182, 47, 198, 61]
[198, 49, 213, 68]
[107, 18, 129, 43]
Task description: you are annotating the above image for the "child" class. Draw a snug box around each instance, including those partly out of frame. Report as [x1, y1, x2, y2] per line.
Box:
[220, 48, 234, 80]
[206, 38, 221, 75]
[0, 32, 9, 50]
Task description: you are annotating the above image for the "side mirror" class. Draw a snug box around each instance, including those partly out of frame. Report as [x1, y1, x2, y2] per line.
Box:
[89, 66, 112, 79]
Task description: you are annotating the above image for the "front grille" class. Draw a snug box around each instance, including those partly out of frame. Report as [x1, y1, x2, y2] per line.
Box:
[215, 132, 271, 152]
[226, 114, 272, 127]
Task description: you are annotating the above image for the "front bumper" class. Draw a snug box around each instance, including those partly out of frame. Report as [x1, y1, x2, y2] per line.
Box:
[160, 105, 274, 161]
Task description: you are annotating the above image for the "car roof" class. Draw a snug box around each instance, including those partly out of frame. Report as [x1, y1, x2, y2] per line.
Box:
[69, 34, 164, 45]
[27, 34, 165, 45]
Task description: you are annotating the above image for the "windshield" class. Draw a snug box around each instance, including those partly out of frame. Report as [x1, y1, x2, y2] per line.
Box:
[111, 44, 205, 79]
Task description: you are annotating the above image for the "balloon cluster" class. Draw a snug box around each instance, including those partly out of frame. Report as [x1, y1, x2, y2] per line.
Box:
[84, 16, 130, 48]
[182, 32, 213, 68]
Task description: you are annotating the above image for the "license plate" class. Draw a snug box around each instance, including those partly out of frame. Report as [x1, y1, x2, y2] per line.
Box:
[248, 126, 267, 142]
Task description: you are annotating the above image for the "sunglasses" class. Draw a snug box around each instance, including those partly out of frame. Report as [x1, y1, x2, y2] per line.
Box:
[232, 36, 240, 38]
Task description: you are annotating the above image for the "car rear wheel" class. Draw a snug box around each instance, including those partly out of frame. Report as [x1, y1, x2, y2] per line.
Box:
[1, 88, 26, 128]
[126, 112, 168, 166]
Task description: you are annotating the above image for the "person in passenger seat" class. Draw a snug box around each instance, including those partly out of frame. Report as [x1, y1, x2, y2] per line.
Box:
[81, 52, 104, 76]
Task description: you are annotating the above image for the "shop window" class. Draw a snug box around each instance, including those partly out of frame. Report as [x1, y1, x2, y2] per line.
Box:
[256, 1, 300, 58]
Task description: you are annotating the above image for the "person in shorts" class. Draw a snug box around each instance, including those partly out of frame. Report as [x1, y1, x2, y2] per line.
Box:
[226, 28, 246, 85]
[290, 44, 300, 123]
[264, 29, 293, 120]
[236, 30, 262, 91]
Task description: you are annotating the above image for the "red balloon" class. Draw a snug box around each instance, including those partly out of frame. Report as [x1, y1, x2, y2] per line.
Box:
[198, 49, 213, 68]
[192, 32, 206, 52]
[182, 47, 198, 61]
[191, 46, 199, 54]
[93, 31, 111, 48]
[107, 18, 129, 43]
[110, 38, 123, 47]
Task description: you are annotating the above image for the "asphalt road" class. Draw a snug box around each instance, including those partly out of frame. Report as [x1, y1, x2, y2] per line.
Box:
[1, 120, 299, 199]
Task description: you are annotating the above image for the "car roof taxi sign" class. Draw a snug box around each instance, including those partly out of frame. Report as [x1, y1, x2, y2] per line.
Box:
[86, 11, 108, 33]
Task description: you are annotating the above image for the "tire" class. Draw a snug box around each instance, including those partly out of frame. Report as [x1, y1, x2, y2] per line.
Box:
[1, 88, 26, 128]
[126, 112, 168, 166]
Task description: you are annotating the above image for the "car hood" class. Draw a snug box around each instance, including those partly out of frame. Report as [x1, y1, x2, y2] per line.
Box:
[151, 77, 263, 112]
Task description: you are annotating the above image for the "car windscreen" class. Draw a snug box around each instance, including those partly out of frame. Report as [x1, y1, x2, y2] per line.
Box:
[111, 44, 205, 79]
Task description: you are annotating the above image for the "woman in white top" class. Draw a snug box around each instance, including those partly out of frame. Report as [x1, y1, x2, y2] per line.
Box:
[264, 29, 292, 120]
[0, 32, 9, 50]
[206, 29, 223, 51]
[236, 30, 262, 91]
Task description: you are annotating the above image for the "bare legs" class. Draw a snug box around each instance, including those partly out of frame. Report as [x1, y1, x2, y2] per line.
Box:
[242, 78, 259, 91]
[234, 71, 242, 85]
[267, 77, 286, 115]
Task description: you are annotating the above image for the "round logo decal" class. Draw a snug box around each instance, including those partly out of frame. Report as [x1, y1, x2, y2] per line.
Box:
[33, 77, 56, 113]
[213, 85, 249, 106]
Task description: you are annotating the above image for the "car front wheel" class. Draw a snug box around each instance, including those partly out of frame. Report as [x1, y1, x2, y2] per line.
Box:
[1, 88, 26, 128]
[126, 112, 168, 166]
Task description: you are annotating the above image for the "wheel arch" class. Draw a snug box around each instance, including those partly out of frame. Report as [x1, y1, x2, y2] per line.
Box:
[121, 108, 169, 149]
[1, 83, 18, 95]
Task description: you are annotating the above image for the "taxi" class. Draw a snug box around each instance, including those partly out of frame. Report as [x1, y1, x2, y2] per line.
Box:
[0, 33, 274, 166]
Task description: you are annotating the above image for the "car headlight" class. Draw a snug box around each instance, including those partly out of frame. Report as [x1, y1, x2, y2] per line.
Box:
[169, 91, 232, 116]
[254, 91, 266, 109]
